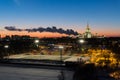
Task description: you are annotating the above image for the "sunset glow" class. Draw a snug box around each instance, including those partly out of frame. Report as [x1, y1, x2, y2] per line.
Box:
[0, 30, 67, 38]
[0, 0, 120, 37]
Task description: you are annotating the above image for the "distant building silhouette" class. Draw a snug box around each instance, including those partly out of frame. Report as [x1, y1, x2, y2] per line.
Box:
[76, 23, 105, 38]
[83, 23, 92, 38]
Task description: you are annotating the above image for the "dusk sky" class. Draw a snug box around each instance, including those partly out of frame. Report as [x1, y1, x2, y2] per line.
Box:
[0, 0, 120, 37]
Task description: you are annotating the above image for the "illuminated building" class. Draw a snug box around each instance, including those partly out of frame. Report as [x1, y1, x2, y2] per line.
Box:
[83, 23, 92, 38]
[76, 23, 105, 38]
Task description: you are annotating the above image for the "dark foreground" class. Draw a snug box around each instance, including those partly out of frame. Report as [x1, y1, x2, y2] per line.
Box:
[0, 60, 118, 80]
[0, 63, 73, 80]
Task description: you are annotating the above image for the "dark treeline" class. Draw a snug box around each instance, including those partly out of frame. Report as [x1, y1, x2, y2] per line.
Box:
[0, 36, 35, 59]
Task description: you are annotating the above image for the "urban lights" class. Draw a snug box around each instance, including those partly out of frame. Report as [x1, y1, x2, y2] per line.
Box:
[58, 45, 64, 62]
[58, 45, 64, 49]
[79, 39, 85, 44]
[58, 45, 65, 80]
[4, 45, 9, 49]
[79, 39, 85, 53]
[4, 45, 9, 59]
[34, 39, 39, 47]
[34, 39, 39, 44]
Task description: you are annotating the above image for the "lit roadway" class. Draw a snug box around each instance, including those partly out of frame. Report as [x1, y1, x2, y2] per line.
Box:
[9, 54, 90, 62]
[0, 65, 73, 80]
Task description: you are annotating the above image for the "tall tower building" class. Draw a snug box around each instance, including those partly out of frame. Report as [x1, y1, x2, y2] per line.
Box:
[83, 23, 92, 38]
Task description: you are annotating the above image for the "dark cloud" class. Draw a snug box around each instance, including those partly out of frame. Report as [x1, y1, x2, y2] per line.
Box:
[5, 26, 22, 31]
[4, 26, 78, 35]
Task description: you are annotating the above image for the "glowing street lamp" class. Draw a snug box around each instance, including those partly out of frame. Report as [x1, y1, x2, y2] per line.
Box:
[34, 39, 39, 44]
[58, 45, 65, 80]
[79, 39, 85, 53]
[58, 46, 64, 49]
[79, 39, 85, 44]
[34, 39, 39, 47]
[58, 45, 64, 62]
[4, 45, 9, 49]
[4, 45, 9, 59]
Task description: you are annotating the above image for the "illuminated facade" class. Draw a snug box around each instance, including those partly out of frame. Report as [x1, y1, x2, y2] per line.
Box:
[70, 23, 105, 38]
[82, 23, 105, 38]
[83, 23, 92, 38]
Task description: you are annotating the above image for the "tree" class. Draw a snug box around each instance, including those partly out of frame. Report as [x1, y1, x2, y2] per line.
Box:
[88, 49, 119, 68]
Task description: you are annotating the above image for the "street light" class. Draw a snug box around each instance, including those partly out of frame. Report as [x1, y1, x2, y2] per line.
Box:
[34, 39, 39, 47]
[34, 39, 39, 44]
[79, 39, 85, 53]
[4, 45, 9, 49]
[58, 45, 64, 62]
[34, 39, 39, 43]
[79, 39, 85, 44]
[58, 45, 65, 80]
[4, 45, 9, 59]
[34, 39, 40, 56]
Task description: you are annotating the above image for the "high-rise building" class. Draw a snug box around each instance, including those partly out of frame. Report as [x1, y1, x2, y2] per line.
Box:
[83, 23, 92, 38]
[72, 23, 105, 38]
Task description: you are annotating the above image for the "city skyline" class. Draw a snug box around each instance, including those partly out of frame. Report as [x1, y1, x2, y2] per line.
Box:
[0, 0, 120, 37]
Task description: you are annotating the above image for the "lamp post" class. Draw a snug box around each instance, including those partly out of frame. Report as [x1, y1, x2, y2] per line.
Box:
[4, 45, 9, 59]
[58, 45, 64, 80]
[58, 45, 64, 63]
[34, 39, 40, 58]
[79, 39, 85, 53]
[34, 39, 39, 48]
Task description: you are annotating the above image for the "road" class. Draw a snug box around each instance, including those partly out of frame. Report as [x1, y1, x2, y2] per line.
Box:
[9, 54, 90, 62]
[0, 65, 73, 80]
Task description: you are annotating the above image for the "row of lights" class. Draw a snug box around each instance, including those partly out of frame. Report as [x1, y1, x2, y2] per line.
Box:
[4, 39, 40, 49]
[3, 39, 84, 59]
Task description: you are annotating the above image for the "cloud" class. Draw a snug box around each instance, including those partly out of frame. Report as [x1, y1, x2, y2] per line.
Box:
[4, 26, 23, 31]
[4, 26, 79, 35]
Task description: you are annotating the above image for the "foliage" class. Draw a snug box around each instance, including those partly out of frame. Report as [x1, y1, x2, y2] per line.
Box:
[110, 70, 120, 79]
[88, 49, 120, 68]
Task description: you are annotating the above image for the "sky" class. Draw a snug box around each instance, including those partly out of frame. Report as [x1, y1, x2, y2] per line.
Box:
[0, 0, 120, 37]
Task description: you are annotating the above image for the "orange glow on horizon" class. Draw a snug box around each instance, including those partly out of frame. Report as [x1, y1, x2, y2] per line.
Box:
[0, 31, 67, 38]
[0, 30, 120, 38]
